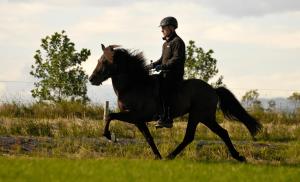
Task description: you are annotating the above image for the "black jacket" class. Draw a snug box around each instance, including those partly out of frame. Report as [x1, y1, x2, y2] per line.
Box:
[153, 32, 186, 80]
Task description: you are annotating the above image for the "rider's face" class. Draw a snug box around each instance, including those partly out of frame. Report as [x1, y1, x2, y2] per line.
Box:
[161, 26, 172, 38]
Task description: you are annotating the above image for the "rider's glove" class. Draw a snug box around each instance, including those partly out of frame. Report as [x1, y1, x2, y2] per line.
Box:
[145, 63, 153, 70]
[155, 65, 162, 71]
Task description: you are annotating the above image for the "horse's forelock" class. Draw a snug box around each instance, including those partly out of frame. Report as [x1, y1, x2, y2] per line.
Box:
[109, 44, 121, 49]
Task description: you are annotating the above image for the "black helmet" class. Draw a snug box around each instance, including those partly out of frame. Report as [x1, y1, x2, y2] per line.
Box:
[159, 16, 178, 29]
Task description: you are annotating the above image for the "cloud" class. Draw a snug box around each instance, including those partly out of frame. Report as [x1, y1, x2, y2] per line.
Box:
[198, 0, 300, 17]
[200, 21, 300, 49]
[1, 0, 300, 102]
[225, 72, 300, 98]
[4, 0, 141, 7]
[6, 0, 300, 17]
[0, 1, 48, 46]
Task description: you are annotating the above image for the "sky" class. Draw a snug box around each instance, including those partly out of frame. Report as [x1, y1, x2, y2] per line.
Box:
[0, 0, 300, 104]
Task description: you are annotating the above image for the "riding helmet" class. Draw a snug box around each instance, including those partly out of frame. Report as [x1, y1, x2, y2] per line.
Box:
[159, 16, 178, 29]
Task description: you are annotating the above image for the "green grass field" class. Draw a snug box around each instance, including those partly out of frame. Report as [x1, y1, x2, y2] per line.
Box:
[0, 157, 299, 182]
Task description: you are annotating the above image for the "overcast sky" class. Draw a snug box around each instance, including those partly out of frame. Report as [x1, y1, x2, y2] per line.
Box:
[1, 0, 300, 103]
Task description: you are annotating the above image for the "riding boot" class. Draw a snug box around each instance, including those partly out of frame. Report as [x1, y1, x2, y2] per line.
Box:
[166, 106, 174, 124]
[155, 74, 173, 128]
[157, 101, 166, 123]
[155, 103, 173, 129]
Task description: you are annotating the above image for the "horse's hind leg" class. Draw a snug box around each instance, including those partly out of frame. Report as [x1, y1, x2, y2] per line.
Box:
[203, 119, 246, 162]
[166, 118, 199, 160]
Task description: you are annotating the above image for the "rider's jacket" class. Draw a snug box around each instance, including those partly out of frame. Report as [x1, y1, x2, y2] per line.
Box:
[153, 32, 186, 81]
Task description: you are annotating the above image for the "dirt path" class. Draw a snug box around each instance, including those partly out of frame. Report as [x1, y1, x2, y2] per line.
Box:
[0, 136, 285, 155]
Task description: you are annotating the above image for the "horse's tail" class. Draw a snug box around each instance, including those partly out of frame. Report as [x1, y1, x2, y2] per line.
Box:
[215, 87, 262, 137]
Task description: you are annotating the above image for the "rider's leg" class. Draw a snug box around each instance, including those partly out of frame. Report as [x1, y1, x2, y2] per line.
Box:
[156, 76, 173, 128]
[156, 75, 166, 121]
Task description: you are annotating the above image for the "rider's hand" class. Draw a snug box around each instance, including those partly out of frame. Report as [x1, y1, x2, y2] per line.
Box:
[145, 63, 153, 70]
[155, 65, 162, 71]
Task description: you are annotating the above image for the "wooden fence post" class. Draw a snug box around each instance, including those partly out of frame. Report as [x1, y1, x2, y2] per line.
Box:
[103, 101, 109, 121]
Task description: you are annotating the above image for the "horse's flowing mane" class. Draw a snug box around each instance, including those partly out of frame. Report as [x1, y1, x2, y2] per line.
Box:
[113, 48, 152, 83]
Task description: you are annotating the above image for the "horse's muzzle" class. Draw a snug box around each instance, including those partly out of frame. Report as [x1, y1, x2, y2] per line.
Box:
[89, 75, 102, 86]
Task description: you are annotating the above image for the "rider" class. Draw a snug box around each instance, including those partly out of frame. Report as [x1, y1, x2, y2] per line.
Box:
[147, 16, 186, 128]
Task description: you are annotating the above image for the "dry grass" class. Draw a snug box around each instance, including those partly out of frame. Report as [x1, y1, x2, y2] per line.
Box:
[0, 101, 104, 119]
[1, 102, 300, 164]
[0, 117, 300, 164]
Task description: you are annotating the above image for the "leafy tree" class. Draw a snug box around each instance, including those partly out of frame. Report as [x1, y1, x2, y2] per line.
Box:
[184, 40, 224, 87]
[241, 89, 260, 108]
[30, 30, 91, 102]
[288, 92, 300, 110]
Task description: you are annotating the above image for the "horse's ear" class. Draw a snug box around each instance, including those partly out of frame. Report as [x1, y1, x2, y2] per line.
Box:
[101, 44, 105, 51]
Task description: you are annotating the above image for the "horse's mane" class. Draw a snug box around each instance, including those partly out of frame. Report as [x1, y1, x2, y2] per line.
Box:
[114, 48, 152, 83]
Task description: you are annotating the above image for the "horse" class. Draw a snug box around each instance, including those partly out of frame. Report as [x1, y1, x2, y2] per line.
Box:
[89, 44, 262, 162]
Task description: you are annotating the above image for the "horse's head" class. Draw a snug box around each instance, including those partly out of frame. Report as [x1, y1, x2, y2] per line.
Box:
[89, 44, 120, 85]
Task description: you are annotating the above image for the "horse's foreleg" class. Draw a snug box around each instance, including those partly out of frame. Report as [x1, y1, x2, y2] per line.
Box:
[103, 118, 112, 140]
[103, 112, 135, 140]
[136, 123, 162, 159]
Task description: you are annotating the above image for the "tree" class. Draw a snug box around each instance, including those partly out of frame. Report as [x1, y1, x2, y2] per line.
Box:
[241, 89, 261, 109]
[288, 92, 300, 110]
[30, 30, 91, 102]
[184, 40, 224, 87]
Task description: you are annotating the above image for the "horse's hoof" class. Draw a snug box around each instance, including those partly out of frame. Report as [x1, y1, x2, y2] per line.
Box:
[103, 132, 112, 140]
[236, 155, 247, 162]
[166, 154, 175, 160]
[154, 156, 162, 160]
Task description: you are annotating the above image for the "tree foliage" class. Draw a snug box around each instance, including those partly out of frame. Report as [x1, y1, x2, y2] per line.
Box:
[184, 40, 224, 87]
[288, 92, 300, 109]
[241, 89, 263, 111]
[30, 30, 91, 102]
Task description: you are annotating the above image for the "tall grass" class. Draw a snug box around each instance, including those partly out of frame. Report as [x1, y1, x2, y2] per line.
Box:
[250, 109, 300, 125]
[1, 117, 300, 142]
[1, 101, 300, 165]
[1, 100, 300, 141]
[1, 112, 300, 163]
[0, 101, 104, 119]
[1, 101, 299, 124]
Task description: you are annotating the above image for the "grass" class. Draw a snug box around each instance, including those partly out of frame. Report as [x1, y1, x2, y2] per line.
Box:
[1, 117, 300, 142]
[0, 101, 104, 119]
[1, 101, 300, 124]
[0, 157, 299, 182]
[1, 117, 300, 164]
[1, 124, 300, 164]
[1, 102, 300, 173]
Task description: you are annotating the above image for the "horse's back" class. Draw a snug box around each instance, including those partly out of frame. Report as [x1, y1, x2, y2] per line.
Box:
[173, 79, 218, 116]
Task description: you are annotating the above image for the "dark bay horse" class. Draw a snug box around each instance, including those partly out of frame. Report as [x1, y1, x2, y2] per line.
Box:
[89, 44, 262, 162]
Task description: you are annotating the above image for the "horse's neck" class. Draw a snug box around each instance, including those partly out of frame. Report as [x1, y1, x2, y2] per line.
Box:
[111, 74, 156, 98]
[111, 74, 160, 113]
[111, 74, 132, 97]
